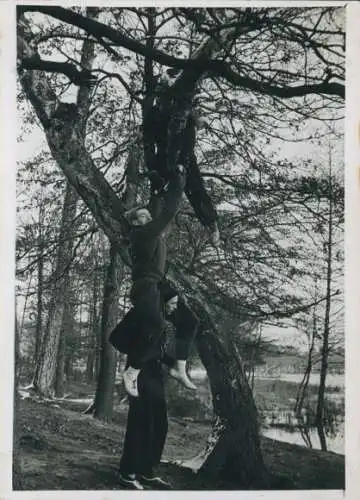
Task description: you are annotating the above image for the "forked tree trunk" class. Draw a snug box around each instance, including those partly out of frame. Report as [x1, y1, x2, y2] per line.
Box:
[30, 20, 96, 397]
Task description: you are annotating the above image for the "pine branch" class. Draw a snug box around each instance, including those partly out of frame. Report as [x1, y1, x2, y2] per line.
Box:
[19, 6, 344, 99]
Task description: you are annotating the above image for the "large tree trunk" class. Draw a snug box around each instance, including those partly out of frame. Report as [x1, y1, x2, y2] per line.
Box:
[29, 16, 98, 397]
[170, 269, 270, 487]
[193, 330, 268, 487]
[94, 245, 123, 420]
[33, 182, 79, 397]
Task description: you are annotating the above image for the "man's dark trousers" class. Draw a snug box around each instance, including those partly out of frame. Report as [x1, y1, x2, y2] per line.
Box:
[120, 359, 168, 476]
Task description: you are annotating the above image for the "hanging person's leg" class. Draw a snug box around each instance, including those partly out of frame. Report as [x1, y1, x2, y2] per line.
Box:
[123, 279, 165, 398]
[160, 281, 198, 391]
[166, 91, 194, 174]
[178, 115, 220, 247]
[184, 150, 220, 247]
[167, 296, 198, 391]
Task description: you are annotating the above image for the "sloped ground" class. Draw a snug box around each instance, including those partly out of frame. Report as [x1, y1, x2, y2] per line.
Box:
[15, 395, 345, 491]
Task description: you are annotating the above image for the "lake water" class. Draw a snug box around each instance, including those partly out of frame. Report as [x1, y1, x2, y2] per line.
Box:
[262, 424, 344, 454]
[190, 368, 345, 455]
[262, 373, 344, 388]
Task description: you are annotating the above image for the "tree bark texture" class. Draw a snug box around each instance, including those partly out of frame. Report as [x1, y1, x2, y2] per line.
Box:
[55, 293, 76, 397]
[86, 269, 101, 384]
[196, 330, 268, 486]
[169, 268, 269, 486]
[34, 207, 44, 366]
[33, 182, 79, 397]
[94, 245, 123, 420]
[13, 316, 23, 489]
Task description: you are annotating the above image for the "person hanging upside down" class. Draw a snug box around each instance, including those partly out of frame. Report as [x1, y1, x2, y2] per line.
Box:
[143, 68, 220, 247]
[120, 164, 186, 398]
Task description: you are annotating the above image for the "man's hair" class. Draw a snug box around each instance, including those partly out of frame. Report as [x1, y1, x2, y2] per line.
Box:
[124, 205, 147, 225]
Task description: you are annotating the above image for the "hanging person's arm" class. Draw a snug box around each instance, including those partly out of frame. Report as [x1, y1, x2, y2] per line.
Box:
[136, 165, 186, 240]
[147, 170, 167, 220]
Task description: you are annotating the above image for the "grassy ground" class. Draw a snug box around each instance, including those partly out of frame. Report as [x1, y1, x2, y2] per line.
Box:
[15, 382, 345, 491]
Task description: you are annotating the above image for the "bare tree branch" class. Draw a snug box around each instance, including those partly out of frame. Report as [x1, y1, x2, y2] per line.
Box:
[19, 6, 344, 99]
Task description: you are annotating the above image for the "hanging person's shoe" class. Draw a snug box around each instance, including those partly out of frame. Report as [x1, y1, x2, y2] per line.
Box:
[123, 366, 140, 397]
[169, 360, 196, 391]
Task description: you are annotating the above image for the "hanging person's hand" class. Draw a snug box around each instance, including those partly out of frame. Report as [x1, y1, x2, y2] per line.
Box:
[147, 170, 167, 195]
[175, 164, 185, 175]
[170, 164, 187, 190]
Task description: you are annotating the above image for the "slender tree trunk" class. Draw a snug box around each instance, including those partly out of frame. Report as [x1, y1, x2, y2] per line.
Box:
[34, 213, 44, 366]
[55, 293, 75, 397]
[19, 269, 33, 340]
[86, 265, 101, 384]
[93, 128, 139, 417]
[315, 173, 334, 452]
[13, 314, 23, 489]
[55, 329, 66, 397]
[295, 314, 316, 449]
[33, 182, 78, 397]
[94, 245, 123, 420]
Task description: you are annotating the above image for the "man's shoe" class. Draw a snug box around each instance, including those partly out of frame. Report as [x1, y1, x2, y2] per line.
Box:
[117, 472, 144, 490]
[123, 366, 140, 397]
[137, 474, 173, 490]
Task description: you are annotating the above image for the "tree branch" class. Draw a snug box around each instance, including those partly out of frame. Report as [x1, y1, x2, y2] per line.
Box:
[20, 54, 96, 87]
[19, 6, 345, 99]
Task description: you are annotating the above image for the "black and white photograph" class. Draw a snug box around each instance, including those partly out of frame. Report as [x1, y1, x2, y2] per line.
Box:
[2, 1, 358, 496]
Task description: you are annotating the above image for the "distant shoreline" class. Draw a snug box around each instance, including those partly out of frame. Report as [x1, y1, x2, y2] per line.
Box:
[190, 368, 344, 388]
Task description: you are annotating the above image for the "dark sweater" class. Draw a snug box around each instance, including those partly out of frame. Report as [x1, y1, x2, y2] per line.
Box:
[129, 171, 185, 282]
